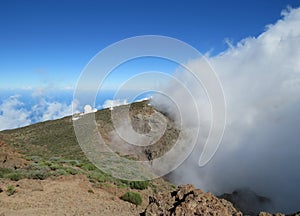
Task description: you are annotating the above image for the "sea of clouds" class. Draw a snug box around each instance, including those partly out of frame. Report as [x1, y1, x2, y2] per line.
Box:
[0, 91, 75, 131]
[0, 89, 143, 131]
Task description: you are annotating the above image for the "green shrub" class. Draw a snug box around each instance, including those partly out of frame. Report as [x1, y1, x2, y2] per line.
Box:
[129, 181, 149, 190]
[0, 168, 13, 178]
[42, 161, 52, 166]
[116, 181, 129, 189]
[48, 157, 62, 162]
[64, 167, 78, 175]
[53, 169, 67, 176]
[120, 191, 142, 205]
[49, 163, 61, 171]
[5, 172, 22, 181]
[68, 160, 80, 166]
[34, 162, 52, 171]
[27, 170, 49, 180]
[60, 159, 80, 166]
[6, 185, 15, 196]
[88, 172, 108, 183]
[26, 155, 43, 163]
[80, 163, 97, 171]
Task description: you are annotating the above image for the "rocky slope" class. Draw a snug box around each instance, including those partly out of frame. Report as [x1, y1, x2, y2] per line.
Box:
[142, 184, 300, 216]
[1, 174, 299, 216]
[142, 184, 242, 216]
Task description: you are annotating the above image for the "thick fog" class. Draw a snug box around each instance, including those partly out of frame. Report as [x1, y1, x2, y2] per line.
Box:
[151, 7, 300, 214]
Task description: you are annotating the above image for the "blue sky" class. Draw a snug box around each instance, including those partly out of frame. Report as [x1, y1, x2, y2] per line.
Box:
[2, 2, 300, 211]
[1, 0, 299, 90]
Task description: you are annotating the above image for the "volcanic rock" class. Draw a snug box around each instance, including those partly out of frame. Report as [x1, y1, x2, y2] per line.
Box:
[142, 184, 243, 216]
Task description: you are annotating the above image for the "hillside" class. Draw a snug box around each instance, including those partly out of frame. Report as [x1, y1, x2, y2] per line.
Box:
[0, 100, 178, 163]
[0, 100, 178, 185]
[0, 101, 298, 215]
[0, 101, 178, 215]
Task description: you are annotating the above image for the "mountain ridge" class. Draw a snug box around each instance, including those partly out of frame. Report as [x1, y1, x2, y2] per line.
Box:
[0, 101, 298, 215]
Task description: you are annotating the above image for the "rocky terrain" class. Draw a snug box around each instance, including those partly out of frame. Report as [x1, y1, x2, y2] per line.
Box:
[142, 184, 300, 216]
[142, 184, 243, 216]
[1, 173, 299, 216]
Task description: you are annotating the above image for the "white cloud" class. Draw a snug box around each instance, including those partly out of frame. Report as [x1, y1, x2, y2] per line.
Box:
[102, 99, 128, 110]
[41, 101, 73, 121]
[135, 97, 151, 102]
[153, 7, 300, 213]
[0, 95, 31, 130]
[0, 95, 79, 130]
[83, 104, 97, 114]
[62, 85, 75, 90]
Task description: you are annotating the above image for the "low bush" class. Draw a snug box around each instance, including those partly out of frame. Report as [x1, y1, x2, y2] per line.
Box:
[88, 189, 94, 193]
[27, 170, 49, 180]
[6, 185, 15, 196]
[64, 167, 78, 175]
[80, 163, 97, 171]
[88, 172, 109, 183]
[129, 181, 149, 190]
[5, 172, 22, 181]
[61, 159, 80, 166]
[53, 169, 67, 176]
[26, 155, 43, 163]
[49, 163, 61, 171]
[120, 191, 142, 205]
[0, 168, 13, 178]
[48, 157, 62, 162]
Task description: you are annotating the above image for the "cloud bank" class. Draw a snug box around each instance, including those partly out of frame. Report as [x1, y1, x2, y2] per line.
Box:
[102, 99, 128, 110]
[0, 95, 31, 130]
[153, 7, 300, 214]
[0, 94, 78, 131]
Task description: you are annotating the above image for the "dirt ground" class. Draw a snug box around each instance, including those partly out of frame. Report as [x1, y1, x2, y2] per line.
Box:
[0, 174, 146, 216]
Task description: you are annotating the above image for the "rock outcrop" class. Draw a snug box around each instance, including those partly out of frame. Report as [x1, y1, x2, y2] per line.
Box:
[142, 184, 243, 216]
